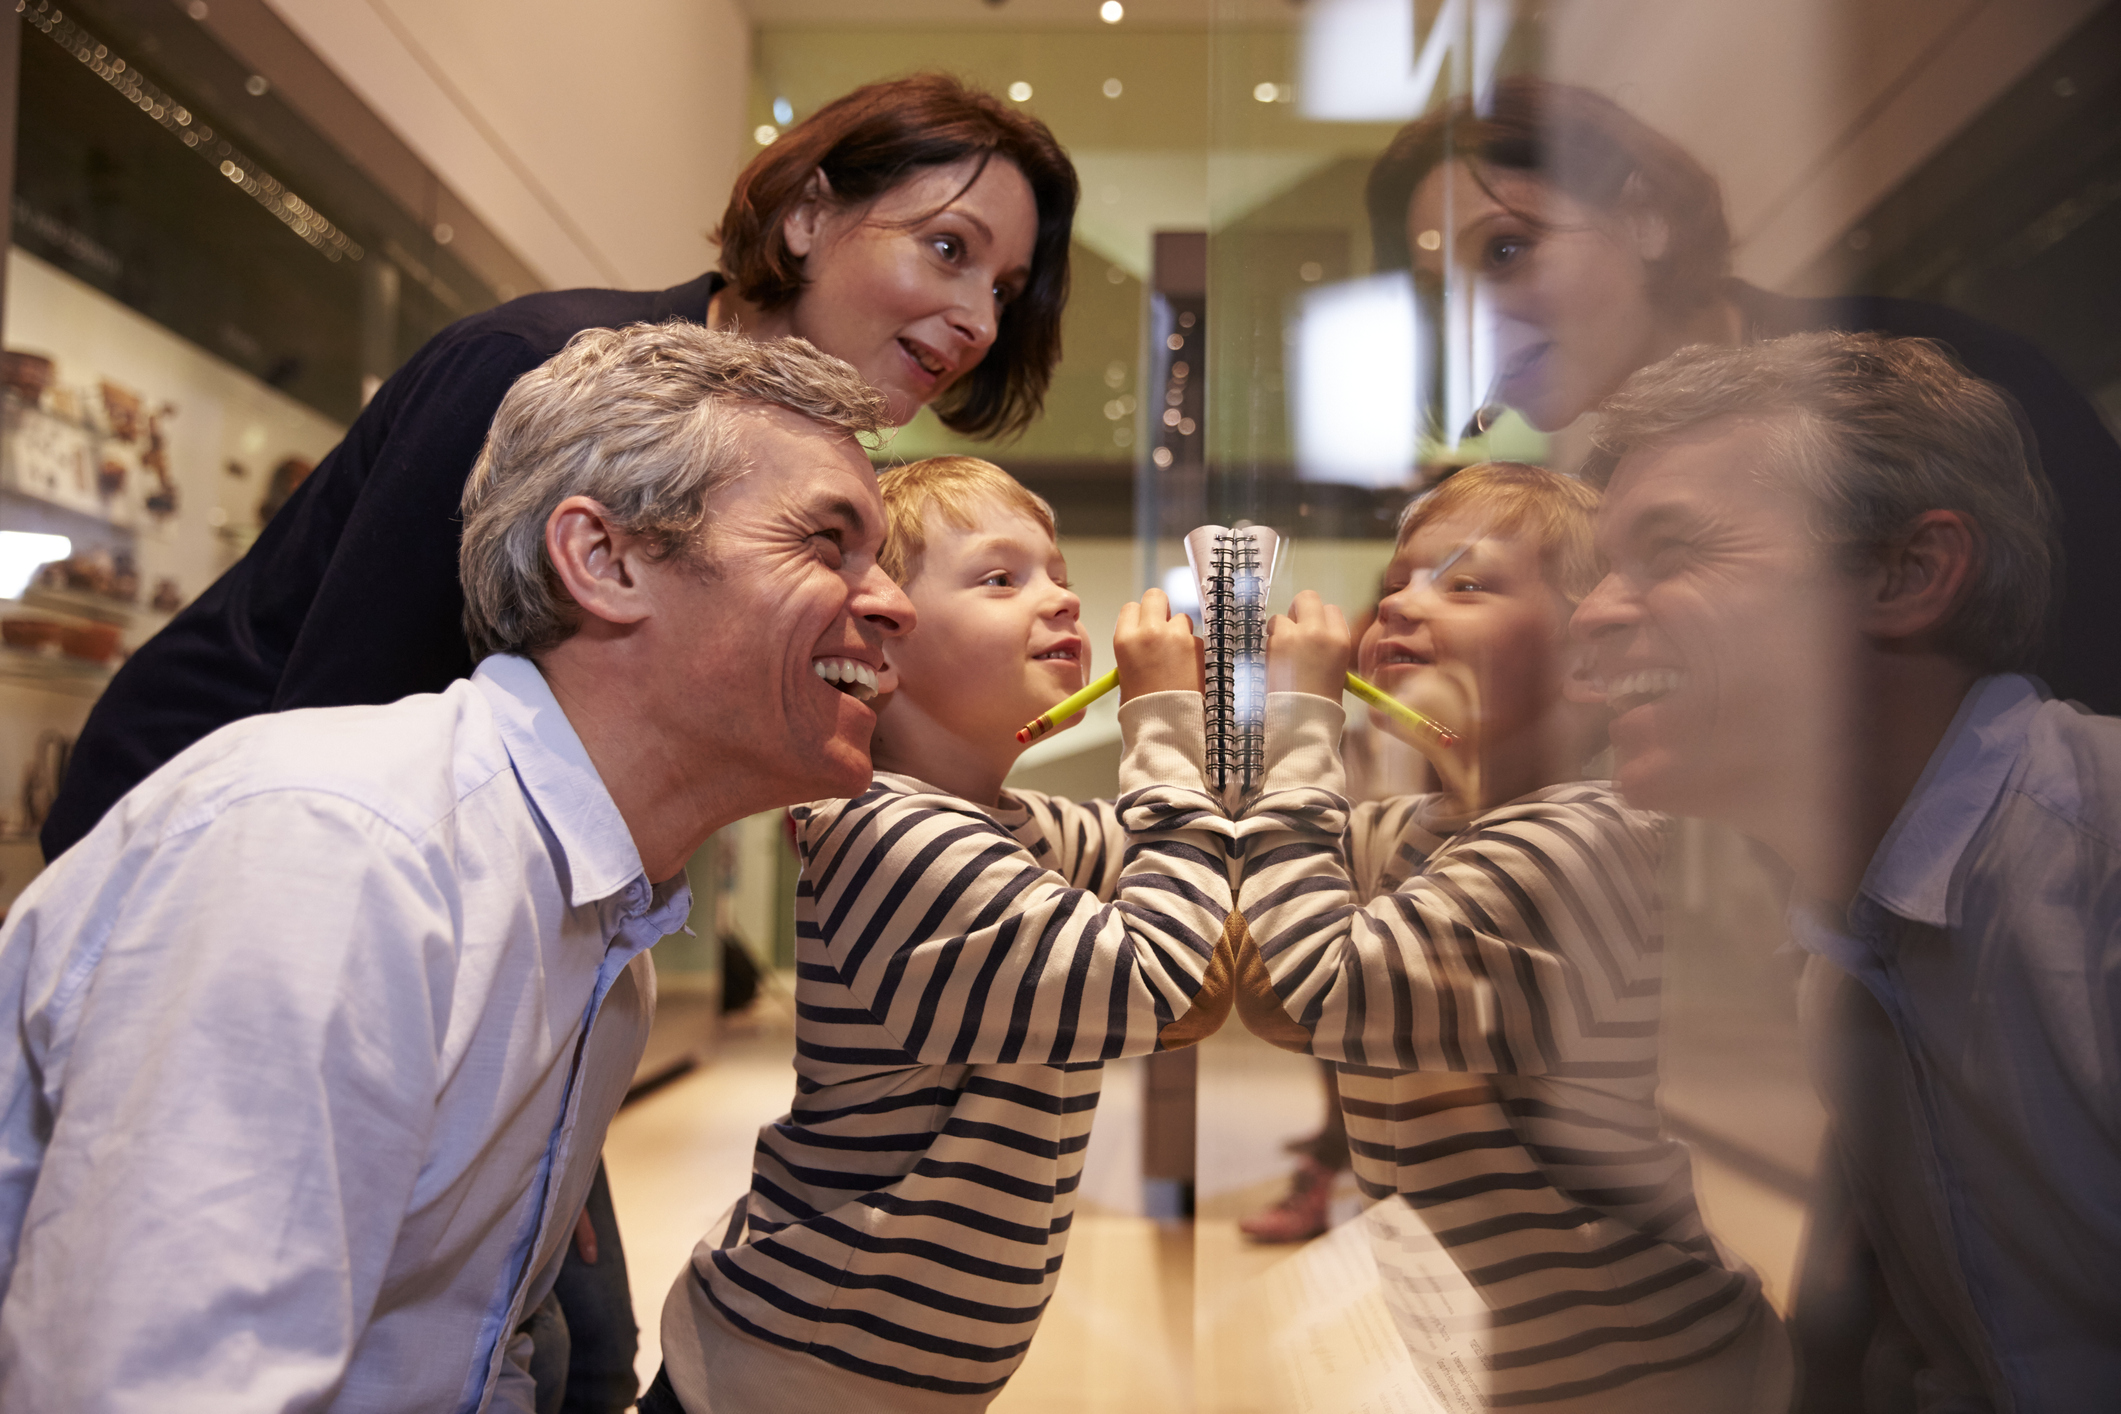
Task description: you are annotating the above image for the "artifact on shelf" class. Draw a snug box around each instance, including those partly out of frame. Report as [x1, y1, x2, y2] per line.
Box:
[36, 548, 141, 605]
[1, 618, 66, 653]
[1, 352, 54, 403]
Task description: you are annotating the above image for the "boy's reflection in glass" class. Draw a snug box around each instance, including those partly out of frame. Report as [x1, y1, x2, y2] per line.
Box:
[1367, 77, 2121, 716]
[1239, 465, 1791, 1410]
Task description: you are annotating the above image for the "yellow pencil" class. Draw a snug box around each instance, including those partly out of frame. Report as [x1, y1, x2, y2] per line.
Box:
[1345, 671, 1461, 748]
[1017, 667, 1122, 744]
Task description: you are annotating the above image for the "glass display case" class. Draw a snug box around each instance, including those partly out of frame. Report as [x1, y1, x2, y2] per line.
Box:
[739, 2, 2120, 1408]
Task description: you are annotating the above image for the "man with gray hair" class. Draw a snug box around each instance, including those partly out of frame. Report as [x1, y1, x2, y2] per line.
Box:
[0, 323, 915, 1412]
[1572, 330, 2120, 1411]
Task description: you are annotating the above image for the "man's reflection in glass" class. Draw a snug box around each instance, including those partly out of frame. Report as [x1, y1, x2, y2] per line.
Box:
[1574, 331, 2121, 1412]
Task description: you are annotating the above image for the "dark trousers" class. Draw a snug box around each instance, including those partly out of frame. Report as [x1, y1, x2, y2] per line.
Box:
[637, 1365, 684, 1414]
[545, 1161, 640, 1414]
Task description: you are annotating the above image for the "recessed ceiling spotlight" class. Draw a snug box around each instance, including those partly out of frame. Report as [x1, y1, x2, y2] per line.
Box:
[1100, 1, 1125, 21]
[1103, 77, 1123, 98]
[1008, 81, 1033, 102]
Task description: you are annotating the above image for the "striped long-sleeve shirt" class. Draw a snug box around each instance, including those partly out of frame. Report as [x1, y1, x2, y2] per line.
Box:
[670, 694, 1241, 1402]
[1233, 695, 1767, 1407]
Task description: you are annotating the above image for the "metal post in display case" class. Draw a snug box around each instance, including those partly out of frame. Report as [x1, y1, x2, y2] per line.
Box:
[1138, 229, 1207, 1220]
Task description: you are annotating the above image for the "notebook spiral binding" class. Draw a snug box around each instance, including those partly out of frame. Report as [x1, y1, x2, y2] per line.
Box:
[1187, 524, 1280, 798]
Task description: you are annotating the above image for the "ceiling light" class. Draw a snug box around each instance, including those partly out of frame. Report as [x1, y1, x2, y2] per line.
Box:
[1008, 81, 1033, 102]
[1100, 1, 1124, 22]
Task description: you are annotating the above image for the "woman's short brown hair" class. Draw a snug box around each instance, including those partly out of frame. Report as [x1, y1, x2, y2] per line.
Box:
[716, 74, 1079, 441]
[1366, 76, 1731, 312]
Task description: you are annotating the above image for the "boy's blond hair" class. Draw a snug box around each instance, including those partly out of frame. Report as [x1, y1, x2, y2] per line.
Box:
[877, 456, 1058, 585]
[1398, 461, 1601, 604]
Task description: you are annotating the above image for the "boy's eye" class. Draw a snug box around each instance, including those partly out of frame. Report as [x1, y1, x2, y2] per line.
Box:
[1446, 576, 1487, 594]
[982, 570, 1013, 588]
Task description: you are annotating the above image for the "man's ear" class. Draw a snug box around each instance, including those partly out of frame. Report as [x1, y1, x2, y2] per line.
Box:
[546, 495, 655, 630]
[1620, 173, 1671, 263]
[782, 168, 837, 260]
[1864, 509, 1978, 644]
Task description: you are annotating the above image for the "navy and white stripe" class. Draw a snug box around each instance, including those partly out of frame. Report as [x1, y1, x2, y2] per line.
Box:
[1236, 704, 1765, 1406]
[693, 702, 1237, 1396]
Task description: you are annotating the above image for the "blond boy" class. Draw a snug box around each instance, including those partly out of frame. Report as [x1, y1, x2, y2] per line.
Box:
[1238, 463, 1789, 1410]
[653, 458, 1236, 1412]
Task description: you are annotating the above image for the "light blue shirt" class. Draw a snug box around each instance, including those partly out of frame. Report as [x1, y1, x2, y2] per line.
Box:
[1790, 674, 2121, 1412]
[0, 654, 688, 1413]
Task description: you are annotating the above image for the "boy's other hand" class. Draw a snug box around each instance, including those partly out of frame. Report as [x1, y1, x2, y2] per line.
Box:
[1266, 591, 1351, 699]
[1116, 589, 1205, 700]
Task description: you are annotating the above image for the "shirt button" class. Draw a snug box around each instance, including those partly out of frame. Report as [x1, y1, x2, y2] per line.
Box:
[623, 878, 650, 914]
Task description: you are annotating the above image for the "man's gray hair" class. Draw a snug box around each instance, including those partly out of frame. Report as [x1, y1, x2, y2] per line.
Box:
[459, 323, 888, 659]
[1581, 330, 2057, 674]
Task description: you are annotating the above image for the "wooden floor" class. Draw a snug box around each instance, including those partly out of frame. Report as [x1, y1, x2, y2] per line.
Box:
[604, 990, 1812, 1412]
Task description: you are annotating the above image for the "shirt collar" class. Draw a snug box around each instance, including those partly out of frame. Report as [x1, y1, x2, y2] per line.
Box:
[1858, 673, 2043, 929]
[473, 654, 649, 910]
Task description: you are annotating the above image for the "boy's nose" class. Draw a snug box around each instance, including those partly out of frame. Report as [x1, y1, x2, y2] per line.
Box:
[1377, 584, 1431, 629]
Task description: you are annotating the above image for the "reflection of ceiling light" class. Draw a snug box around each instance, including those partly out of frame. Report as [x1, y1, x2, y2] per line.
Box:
[24, 6, 362, 263]
[1291, 272, 1420, 488]
[754, 124, 778, 145]
[1162, 564, 1201, 618]
[0, 533, 71, 600]
[772, 96, 793, 125]
[1008, 81, 1033, 102]
[1417, 228, 1442, 251]
[1253, 82, 1277, 103]
[1100, 1, 1124, 22]
[1103, 77, 1123, 98]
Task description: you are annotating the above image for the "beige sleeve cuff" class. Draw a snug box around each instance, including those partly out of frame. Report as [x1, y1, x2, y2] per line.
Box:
[1118, 691, 1210, 795]
[1262, 692, 1347, 797]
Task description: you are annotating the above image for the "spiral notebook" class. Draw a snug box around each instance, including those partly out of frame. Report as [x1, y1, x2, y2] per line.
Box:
[1184, 523, 1283, 800]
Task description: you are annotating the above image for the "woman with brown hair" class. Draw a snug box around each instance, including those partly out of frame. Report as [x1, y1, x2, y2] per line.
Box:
[40, 73, 1078, 1414]
[1366, 75, 2121, 715]
[49, 73, 1080, 869]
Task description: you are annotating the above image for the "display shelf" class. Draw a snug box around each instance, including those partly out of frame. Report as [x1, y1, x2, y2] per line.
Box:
[19, 583, 136, 626]
[0, 643, 115, 698]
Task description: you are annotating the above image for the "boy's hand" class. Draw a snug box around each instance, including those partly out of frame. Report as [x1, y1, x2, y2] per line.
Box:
[1116, 588, 1205, 700]
[1266, 591, 1352, 699]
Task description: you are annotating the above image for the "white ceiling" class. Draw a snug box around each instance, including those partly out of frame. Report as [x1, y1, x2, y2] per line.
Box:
[260, 0, 2099, 299]
[737, 0, 1232, 28]
[266, 0, 753, 292]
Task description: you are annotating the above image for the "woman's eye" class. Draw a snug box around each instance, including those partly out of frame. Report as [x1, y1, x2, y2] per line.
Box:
[932, 234, 964, 262]
[1482, 234, 1530, 271]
